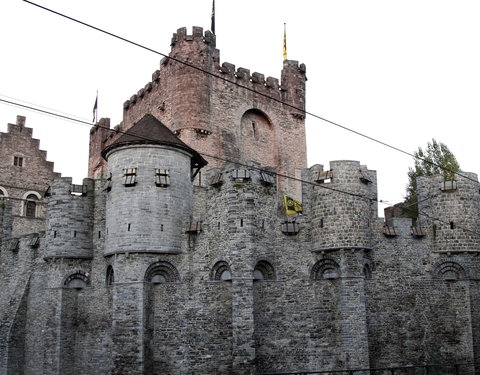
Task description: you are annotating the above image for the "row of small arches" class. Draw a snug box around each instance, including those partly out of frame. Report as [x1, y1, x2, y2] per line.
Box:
[63, 259, 373, 289]
[62, 259, 467, 289]
[63, 260, 279, 289]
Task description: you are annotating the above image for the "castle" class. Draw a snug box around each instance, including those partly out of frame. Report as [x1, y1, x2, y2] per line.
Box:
[1, 26, 480, 375]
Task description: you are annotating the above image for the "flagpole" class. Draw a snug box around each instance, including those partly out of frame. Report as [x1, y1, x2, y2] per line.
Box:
[283, 23, 287, 60]
[93, 90, 98, 123]
[211, 0, 215, 34]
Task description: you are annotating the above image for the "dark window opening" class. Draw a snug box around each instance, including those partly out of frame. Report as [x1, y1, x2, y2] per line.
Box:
[106, 266, 114, 286]
[25, 194, 38, 217]
[13, 156, 23, 167]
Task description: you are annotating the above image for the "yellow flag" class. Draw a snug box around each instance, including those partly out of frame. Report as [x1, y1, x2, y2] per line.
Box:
[283, 23, 287, 60]
[284, 195, 302, 215]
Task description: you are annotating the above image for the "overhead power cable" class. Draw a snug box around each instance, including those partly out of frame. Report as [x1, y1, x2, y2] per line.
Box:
[22, 0, 478, 186]
[0, 97, 375, 203]
[6, 95, 480, 240]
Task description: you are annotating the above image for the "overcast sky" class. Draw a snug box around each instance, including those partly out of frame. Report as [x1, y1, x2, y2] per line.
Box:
[1, 0, 479, 215]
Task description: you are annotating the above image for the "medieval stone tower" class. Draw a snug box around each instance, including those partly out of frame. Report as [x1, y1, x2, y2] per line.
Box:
[88, 26, 307, 197]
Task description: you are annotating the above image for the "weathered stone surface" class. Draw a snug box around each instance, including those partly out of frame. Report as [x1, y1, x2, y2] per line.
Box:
[2, 26, 480, 375]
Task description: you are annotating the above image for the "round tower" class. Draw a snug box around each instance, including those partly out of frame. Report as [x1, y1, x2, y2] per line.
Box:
[45, 177, 94, 259]
[102, 114, 207, 255]
[307, 160, 377, 251]
[417, 172, 480, 251]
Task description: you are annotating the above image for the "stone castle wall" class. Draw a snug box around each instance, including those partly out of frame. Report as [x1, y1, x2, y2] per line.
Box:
[2, 160, 480, 374]
[3, 23, 480, 375]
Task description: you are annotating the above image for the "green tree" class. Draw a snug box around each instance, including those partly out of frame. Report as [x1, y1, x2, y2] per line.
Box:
[404, 138, 460, 219]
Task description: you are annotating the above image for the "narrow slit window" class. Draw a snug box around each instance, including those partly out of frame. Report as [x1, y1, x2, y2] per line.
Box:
[123, 168, 137, 186]
[155, 169, 170, 187]
[104, 173, 112, 192]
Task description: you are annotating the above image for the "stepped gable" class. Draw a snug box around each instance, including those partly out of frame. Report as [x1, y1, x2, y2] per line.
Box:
[101, 113, 207, 169]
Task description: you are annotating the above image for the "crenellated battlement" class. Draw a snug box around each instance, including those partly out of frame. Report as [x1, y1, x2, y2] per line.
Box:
[121, 58, 306, 115]
[170, 26, 216, 47]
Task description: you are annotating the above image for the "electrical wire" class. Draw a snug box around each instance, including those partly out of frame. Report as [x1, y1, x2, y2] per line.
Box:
[22, 0, 479, 186]
[4, 96, 480, 239]
[0, 97, 376, 203]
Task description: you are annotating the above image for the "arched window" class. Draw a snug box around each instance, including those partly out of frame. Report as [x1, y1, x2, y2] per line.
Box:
[145, 261, 180, 284]
[25, 194, 38, 217]
[22, 191, 41, 218]
[253, 260, 276, 281]
[211, 261, 232, 281]
[64, 271, 90, 289]
[106, 265, 115, 286]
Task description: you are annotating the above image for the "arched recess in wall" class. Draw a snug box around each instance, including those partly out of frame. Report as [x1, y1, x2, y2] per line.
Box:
[210, 260, 232, 281]
[253, 260, 276, 281]
[240, 109, 277, 168]
[145, 261, 180, 284]
[21, 191, 41, 217]
[432, 260, 466, 281]
[106, 265, 115, 286]
[311, 257, 341, 280]
[363, 263, 373, 279]
[0, 186, 8, 198]
[63, 271, 91, 289]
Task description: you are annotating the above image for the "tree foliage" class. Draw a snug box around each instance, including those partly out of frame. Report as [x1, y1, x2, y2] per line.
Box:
[404, 139, 460, 219]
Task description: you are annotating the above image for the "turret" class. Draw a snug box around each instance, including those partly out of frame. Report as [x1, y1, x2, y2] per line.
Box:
[45, 177, 94, 259]
[417, 172, 480, 252]
[281, 60, 307, 111]
[304, 160, 377, 251]
[102, 114, 207, 255]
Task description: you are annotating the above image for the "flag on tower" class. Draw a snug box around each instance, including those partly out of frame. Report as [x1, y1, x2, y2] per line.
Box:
[211, 0, 215, 34]
[283, 23, 287, 60]
[284, 195, 302, 216]
[92, 92, 98, 123]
